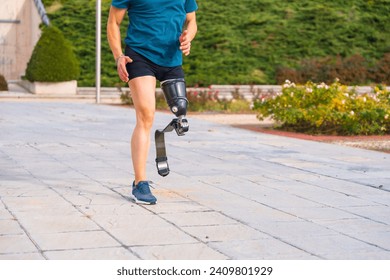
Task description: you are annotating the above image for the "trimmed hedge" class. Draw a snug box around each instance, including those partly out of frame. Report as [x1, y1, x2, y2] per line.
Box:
[25, 26, 80, 82]
[42, 0, 390, 86]
[0, 73, 8, 91]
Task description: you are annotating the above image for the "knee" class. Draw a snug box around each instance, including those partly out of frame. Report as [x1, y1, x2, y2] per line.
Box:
[136, 109, 155, 129]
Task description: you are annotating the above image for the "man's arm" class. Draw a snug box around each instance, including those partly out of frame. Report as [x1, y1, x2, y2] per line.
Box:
[107, 6, 132, 82]
[180, 12, 197, 56]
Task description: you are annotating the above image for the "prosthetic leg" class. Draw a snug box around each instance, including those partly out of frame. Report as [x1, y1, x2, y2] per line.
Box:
[155, 78, 189, 177]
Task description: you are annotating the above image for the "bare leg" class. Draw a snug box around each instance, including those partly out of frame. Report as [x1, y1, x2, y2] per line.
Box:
[128, 76, 156, 184]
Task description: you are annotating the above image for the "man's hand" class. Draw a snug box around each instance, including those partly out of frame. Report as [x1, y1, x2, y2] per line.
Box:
[116, 55, 133, 83]
[179, 30, 192, 56]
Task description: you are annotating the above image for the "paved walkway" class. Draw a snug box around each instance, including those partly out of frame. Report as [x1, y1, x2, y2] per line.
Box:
[0, 101, 389, 260]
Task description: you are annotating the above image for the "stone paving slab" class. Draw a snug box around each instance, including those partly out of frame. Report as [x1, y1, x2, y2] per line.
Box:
[209, 239, 320, 260]
[131, 243, 228, 260]
[0, 101, 389, 260]
[30, 230, 120, 251]
[44, 247, 139, 260]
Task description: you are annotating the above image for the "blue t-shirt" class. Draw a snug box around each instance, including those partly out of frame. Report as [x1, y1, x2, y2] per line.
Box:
[111, 0, 198, 67]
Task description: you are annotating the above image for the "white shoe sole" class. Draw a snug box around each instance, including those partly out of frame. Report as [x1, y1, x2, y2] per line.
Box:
[130, 194, 157, 205]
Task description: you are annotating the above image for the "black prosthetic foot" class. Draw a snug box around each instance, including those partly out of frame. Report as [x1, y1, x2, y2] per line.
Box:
[155, 117, 189, 177]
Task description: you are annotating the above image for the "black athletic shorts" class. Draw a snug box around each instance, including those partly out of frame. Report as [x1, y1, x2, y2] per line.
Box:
[125, 46, 185, 82]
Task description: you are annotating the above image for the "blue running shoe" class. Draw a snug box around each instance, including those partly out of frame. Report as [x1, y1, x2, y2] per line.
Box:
[131, 181, 157, 204]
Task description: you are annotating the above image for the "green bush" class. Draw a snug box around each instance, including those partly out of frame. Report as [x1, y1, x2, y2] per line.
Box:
[0, 73, 8, 91]
[253, 80, 390, 135]
[25, 26, 80, 82]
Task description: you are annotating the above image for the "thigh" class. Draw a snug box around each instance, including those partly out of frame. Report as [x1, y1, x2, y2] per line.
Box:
[125, 46, 156, 81]
[128, 76, 157, 117]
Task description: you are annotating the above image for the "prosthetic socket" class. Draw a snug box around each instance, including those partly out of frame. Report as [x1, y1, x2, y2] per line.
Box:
[155, 78, 189, 177]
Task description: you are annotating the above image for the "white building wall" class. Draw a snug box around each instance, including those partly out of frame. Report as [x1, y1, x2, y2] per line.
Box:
[0, 0, 42, 81]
